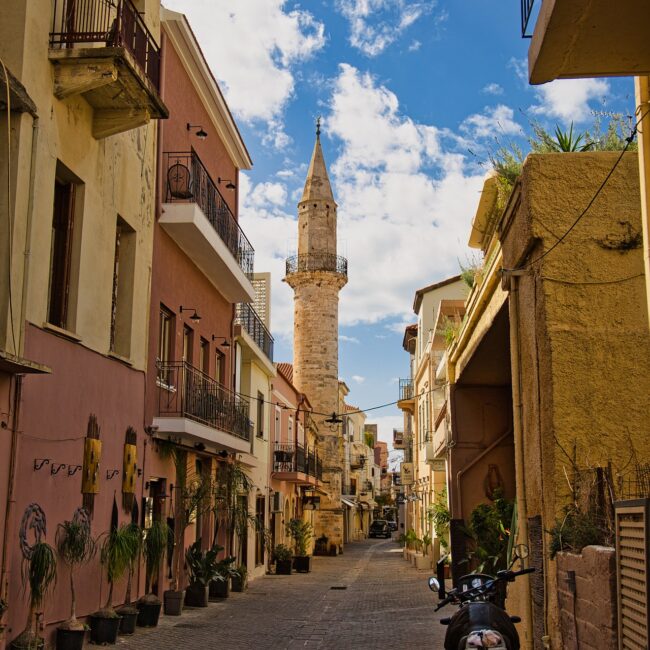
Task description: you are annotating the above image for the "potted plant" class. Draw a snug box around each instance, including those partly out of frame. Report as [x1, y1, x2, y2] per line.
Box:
[89, 525, 133, 644]
[136, 519, 168, 627]
[55, 510, 96, 650]
[286, 518, 313, 573]
[184, 541, 220, 607]
[314, 534, 328, 556]
[11, 542, 57, 650]
[209, 554, 236, 599]
[115, 523, 142, 634]
[231, 564, 247, 592]
[273, 544, 293, 575]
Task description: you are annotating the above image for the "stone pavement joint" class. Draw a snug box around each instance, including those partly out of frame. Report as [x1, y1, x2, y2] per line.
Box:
[117, 539, 447, 649]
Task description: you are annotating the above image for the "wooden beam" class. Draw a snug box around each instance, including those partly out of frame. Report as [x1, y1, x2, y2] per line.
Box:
[51, 59, 117, 99]
[92, 108, 150, 139]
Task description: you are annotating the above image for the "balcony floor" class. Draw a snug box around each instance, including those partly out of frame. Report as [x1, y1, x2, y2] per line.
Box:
[152, 416, 251, 454]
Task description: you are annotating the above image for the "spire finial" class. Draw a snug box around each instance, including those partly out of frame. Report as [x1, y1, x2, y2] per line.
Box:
[316, 115, 321, 138]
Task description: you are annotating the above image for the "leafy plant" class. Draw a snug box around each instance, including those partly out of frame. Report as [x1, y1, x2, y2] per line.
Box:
[428, 487, 451, 551]
[97, 525, 138, 616]
[141, 519, 168, 600]
[273, 544, 292, 562]
[286, 518, 313, 556]
[14, 542, 57, 648]
[403, 528, 418, 551]
[56, 516, 96, 629]
[120, 523, 142, 608]
[437, 315, 461, 346]
[422, 533, 432, 557]
[185, 541, 222, 586]
[214, 554, 238, 582]
[548, 505, 608, 559]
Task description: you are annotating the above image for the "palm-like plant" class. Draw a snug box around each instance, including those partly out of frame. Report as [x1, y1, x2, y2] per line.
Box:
[96, 526, 137, 617]
[56, 516, 96, 630]
[549, 123, 594, 152]
[14, 542, 57, 648]
[140, 519, 168, 603]
[119, 524, 142, 609]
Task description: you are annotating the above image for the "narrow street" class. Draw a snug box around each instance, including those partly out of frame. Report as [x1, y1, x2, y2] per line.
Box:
[119, 539, 446, 649]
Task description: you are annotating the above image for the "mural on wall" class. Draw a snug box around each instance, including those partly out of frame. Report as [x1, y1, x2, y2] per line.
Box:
[122, 426, 138, 512]
[81, 414, 102, 517]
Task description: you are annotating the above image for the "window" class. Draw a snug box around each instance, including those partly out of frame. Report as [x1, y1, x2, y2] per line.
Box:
[109, 216, 135, 357]
[157, 305, 173, 383]
[256, 392, 264, 438]
[199, 337, 209, 374]
[183, 324, 193, 364]
[48, 173, 79, 328]
[215, 349, 225, 385]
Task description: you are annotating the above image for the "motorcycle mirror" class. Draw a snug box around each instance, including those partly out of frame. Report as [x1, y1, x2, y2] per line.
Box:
[428, 577, 440, 592]
[515, 543, 529, 560]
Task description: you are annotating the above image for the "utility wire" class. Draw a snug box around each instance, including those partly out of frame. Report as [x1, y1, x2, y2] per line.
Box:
[504, 108, 649, 273]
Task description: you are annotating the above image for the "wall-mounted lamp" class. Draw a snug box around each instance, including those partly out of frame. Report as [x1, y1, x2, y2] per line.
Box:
[217, 450, 229, 458]
[211, 335, 231, 348]
[180, 306, 202, 323]
[187, 123, 208, 140]
[218, 177, 236, 190]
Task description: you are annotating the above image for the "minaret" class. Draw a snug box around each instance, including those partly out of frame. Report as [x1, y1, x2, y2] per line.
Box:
[285, 120, 347, 549]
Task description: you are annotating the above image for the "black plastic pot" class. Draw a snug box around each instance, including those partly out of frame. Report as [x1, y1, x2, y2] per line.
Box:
[89, 616, 121, 645]
[184, 582, 209, 607]
[293, 555, 312, 573]
[56, 629, 85, 650]
[209, 577, 230, 599]
[10, 636, 45, 650]
[275, 559, 292, 575]
[136, 600, 161, 627]
[231, 574, 247, 592]
[163, 590, 184, 616]
[116, 608, 137, 635]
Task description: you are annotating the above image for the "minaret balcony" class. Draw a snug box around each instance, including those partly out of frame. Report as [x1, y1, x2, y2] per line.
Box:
[160, 151, 255, 303]
[285, 253, 348, 278]
[49, 0, 168, 138]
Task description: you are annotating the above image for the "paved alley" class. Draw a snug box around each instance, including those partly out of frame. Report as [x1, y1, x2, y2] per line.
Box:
[118, 539, 447, 650]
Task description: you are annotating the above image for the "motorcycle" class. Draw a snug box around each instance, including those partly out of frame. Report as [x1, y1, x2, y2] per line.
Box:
[428, 546, 535, 650]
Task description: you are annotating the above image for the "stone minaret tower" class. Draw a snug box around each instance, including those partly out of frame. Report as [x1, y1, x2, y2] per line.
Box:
[285, 122, 347, 548]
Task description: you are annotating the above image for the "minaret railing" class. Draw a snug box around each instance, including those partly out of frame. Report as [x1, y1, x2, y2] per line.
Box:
[285, 253, 348, 277]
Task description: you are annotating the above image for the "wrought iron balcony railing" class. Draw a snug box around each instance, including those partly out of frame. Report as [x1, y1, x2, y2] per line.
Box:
[272, 442, 320, 479]
[521, 0, 535, 37]
[164, 152, 254, 276]
[235, 303, 273, 362]
[350, 453, 366, 469]
[156, 361, 251, 441]
[399, 378, 413, 401]
[285, 253, 348, 278]
[50, 0, 161, 88]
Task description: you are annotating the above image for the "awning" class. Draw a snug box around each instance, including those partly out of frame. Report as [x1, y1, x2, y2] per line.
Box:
[341, 497, 356, 509]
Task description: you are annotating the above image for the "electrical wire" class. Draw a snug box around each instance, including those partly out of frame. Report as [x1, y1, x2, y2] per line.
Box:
[503, 108, 650, 273]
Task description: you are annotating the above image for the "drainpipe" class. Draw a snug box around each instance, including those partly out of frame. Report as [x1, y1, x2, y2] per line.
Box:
[635, 76, 650, 328]
[507, 272, 534, 647]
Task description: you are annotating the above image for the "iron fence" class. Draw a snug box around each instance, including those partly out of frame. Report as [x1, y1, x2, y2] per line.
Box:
[399, 378, 413, 401]
[285, 253, 347, 277]
[50, 0, 161, 88]
[235, 303, 273, 361]
[164, 152, 254, 276]
[272, 442, 320, 479]
[521, 0, 535, 38]
[156, 361, 251, 441]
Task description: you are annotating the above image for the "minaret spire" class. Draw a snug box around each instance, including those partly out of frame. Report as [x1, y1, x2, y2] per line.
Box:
[301, 121, 334, 203]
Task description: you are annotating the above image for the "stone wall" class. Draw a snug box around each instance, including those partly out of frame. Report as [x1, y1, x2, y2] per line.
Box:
[556, 546, 617, 650]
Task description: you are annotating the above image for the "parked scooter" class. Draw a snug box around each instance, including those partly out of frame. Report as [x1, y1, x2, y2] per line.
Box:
[428, 546, 534, 649]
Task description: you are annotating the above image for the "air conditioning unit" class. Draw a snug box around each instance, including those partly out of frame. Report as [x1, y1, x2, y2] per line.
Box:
[271, 491, 283, 512]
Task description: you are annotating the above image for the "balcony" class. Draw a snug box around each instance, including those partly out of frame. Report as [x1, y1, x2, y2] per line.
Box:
[235, 303, 274, 362]
[160, 152, 255, 303]
[154, 361, 251, 453]
[522, 0, 650, 84]
[393, 429, 404, 449]
[272, 442, 321, 485]
[49, 0, 168, 138]
[350, 453, 366, 470]
[285, 253, 348, 280]
[397, 378, 415, 412]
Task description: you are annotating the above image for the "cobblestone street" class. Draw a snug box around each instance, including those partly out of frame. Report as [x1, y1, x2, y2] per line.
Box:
[118, 539, 446, 649]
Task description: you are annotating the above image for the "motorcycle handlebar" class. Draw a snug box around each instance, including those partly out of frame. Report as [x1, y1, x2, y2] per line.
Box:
[511, 568, 535, 577]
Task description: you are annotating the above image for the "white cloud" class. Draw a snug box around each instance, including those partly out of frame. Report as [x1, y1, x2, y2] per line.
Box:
[162, 0, 325, 145]
[461, 104, 521, 140]
[482, 82, 503, 96]
[339, 334, 360, 344]
[351, 375, 366, 384]
[335, 0, 436, 56]
[408, 39, 422, 52]
[531, 78, 610, 123]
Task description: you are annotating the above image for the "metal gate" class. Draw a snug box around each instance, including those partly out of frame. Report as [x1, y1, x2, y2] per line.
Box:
[615, 499, 650, 649]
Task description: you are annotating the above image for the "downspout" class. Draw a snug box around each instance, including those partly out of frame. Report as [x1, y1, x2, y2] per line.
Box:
[507, 273, 536, 647]
[635, 76, 650, 328]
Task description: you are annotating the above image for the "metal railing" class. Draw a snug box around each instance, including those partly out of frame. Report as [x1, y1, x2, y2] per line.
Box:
[235, 303, 273, 362]
[164, 152, 254, 276]
[350, 453, 366, 469]
[521, 0, 535, 38]
[50, 0, 161, 88]
[360, 480, 373, 494]
[156, 361, 251, 441]
[399, 378, 413, 401]
[272, 442, 320, 479]
[285, 253, 348, 277]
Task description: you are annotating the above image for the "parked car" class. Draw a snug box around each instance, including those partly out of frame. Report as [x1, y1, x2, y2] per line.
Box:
[369, 520, 391, 538]
[387, 520, 398, 532]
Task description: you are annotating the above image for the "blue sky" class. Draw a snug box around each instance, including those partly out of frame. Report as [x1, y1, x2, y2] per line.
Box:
[164, 1, 636, 448]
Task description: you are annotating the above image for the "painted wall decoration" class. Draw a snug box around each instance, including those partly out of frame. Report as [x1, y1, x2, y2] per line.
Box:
[81, 414, 102, 516]
[122, 426, 138, 512]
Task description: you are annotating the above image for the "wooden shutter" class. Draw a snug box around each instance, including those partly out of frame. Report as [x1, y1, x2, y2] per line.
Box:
[616, 499, 650, 649]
